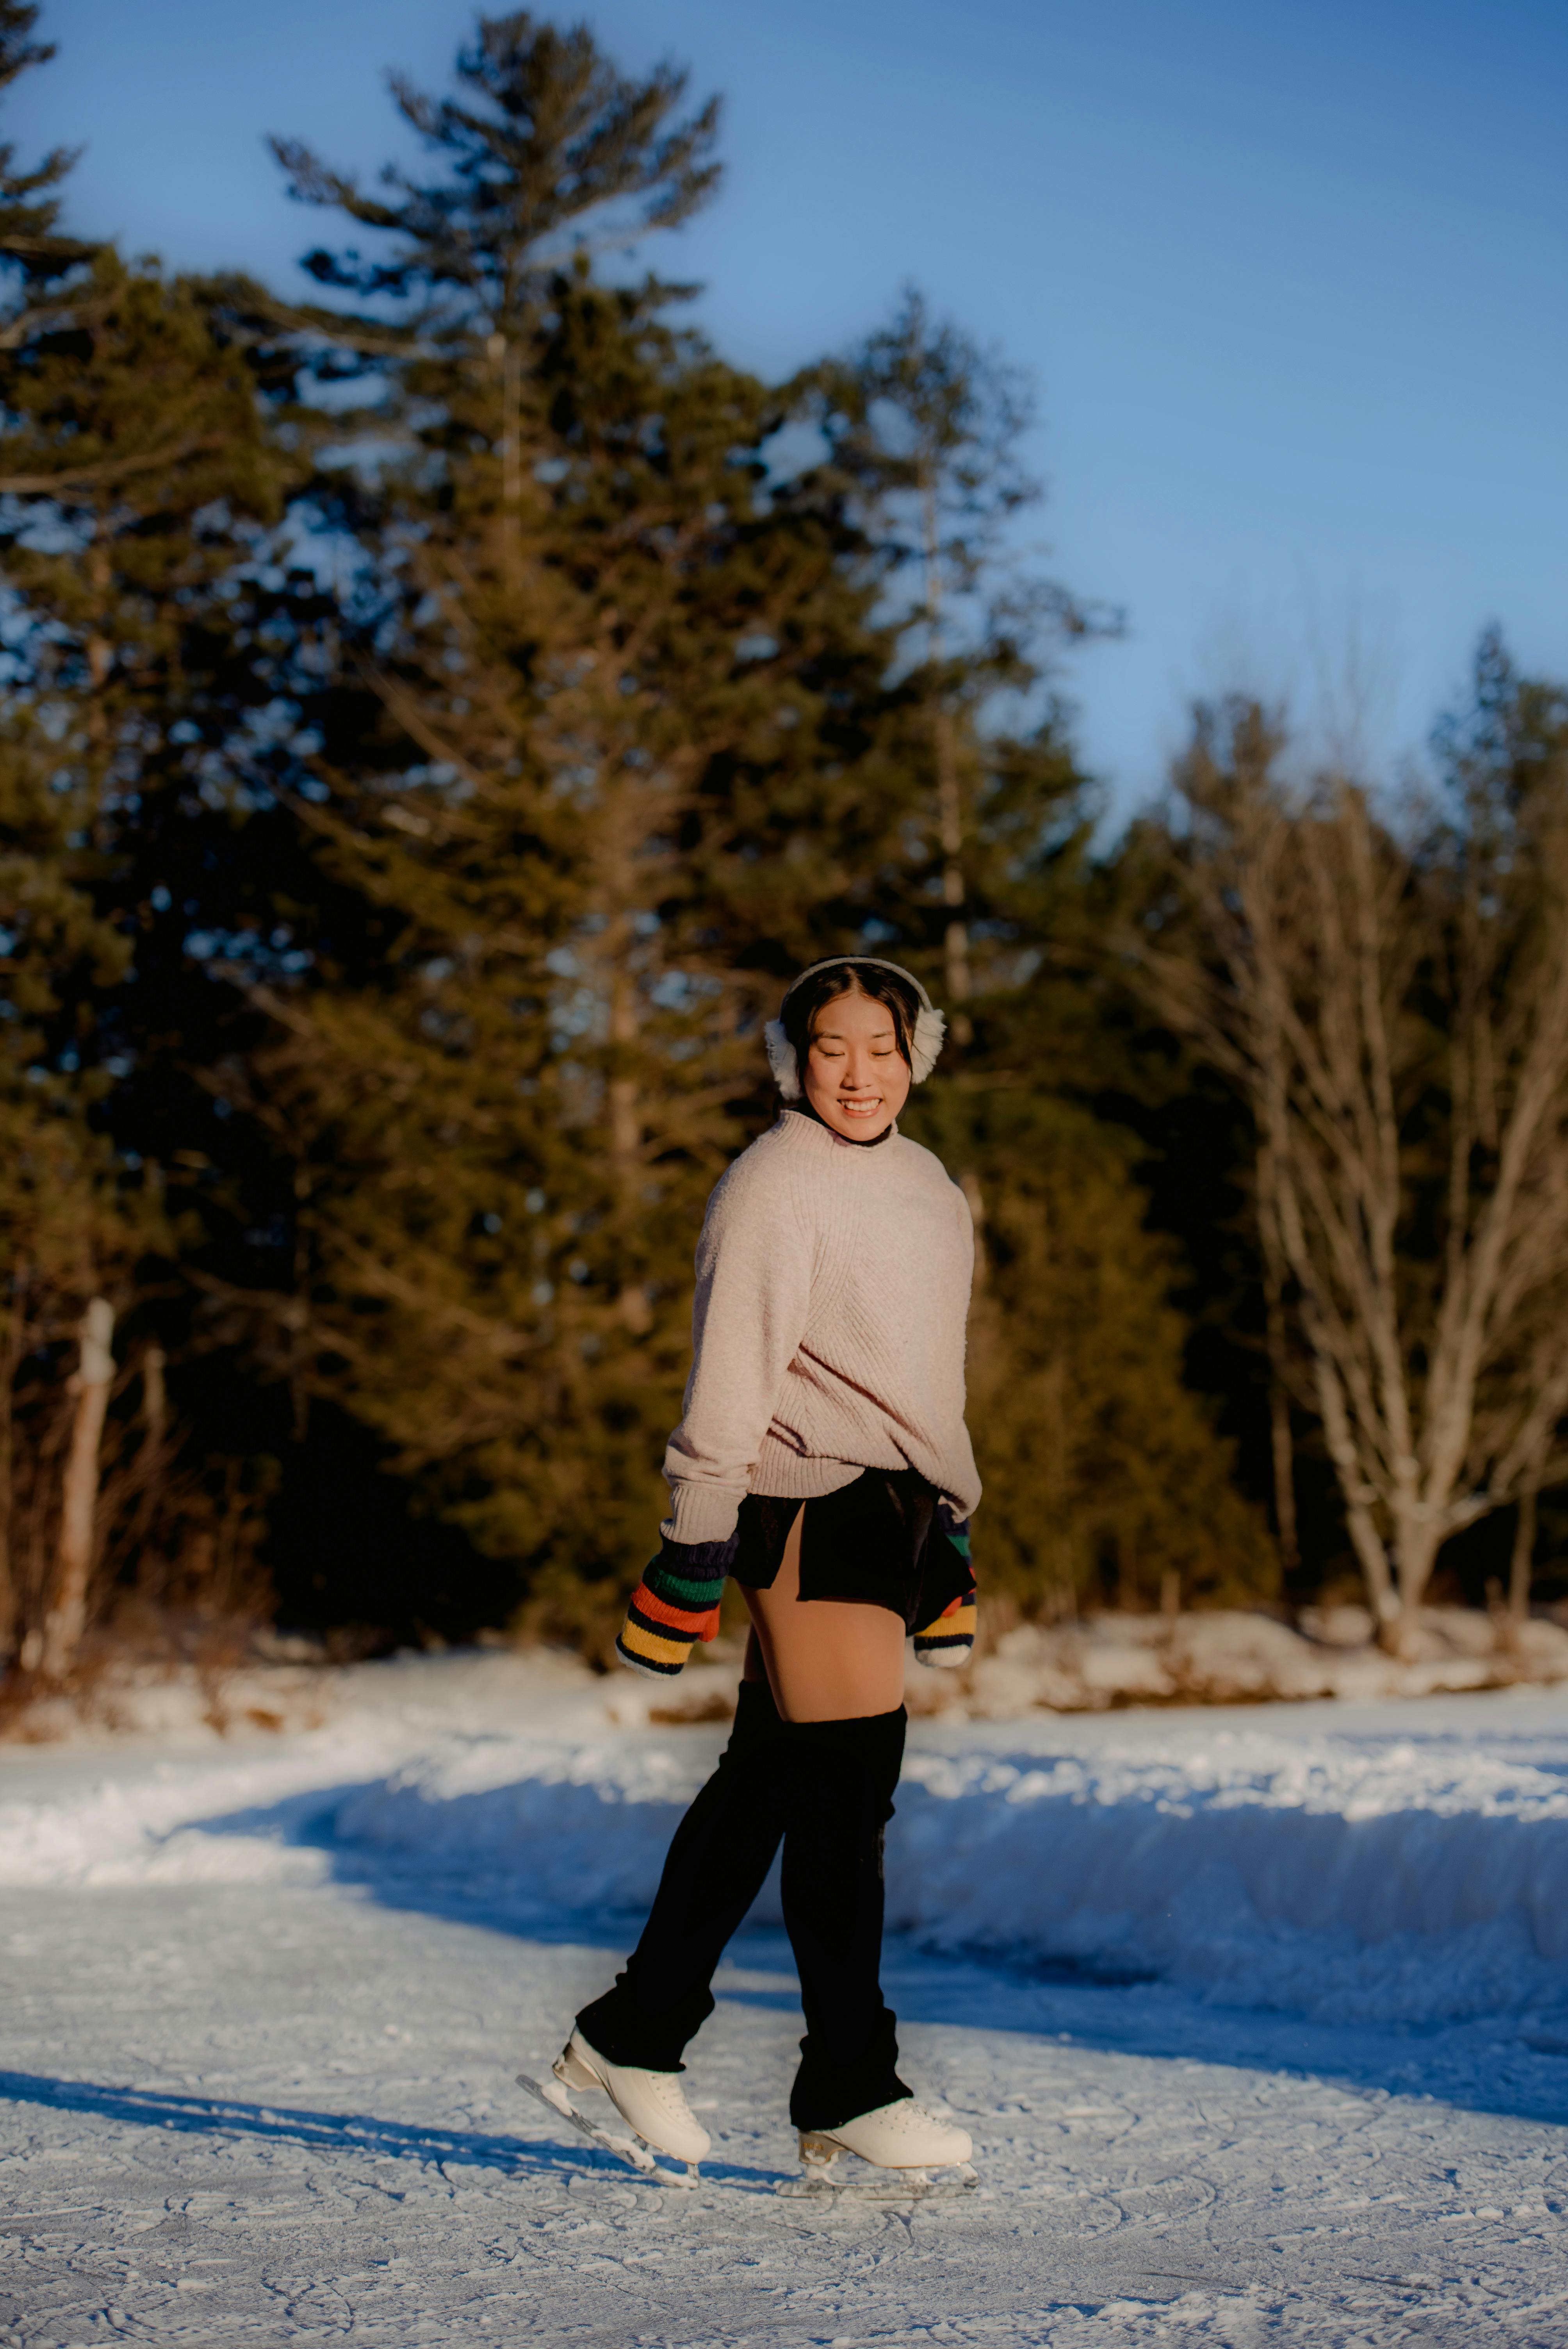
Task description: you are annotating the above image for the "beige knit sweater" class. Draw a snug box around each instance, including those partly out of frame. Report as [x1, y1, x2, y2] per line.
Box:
[661, 1110, 981, 1547]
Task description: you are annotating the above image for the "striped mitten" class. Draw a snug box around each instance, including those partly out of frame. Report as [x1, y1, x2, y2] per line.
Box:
[913, 1507, 976, 1669]
[616, 1535, 736, 1678]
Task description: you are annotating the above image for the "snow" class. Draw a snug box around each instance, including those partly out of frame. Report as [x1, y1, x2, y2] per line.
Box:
[6, 1650, 1568, 2342]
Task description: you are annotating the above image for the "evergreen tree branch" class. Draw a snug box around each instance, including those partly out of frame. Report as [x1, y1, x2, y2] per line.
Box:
[0, 430, 226, 495]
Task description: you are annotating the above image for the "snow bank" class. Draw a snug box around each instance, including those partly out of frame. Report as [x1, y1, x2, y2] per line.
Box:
[0, 1652, 618, 1887]
[890, 1731, 1568, 2023]
[0, 1732, 412, 1887]
[333, 1734, 712, 1914]
[330, 1702, 1568, 2027]
[9, 1650, 1568, 2032]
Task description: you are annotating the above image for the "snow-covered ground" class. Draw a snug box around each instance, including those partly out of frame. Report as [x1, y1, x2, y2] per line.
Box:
[6, 1650, 1568, 2344]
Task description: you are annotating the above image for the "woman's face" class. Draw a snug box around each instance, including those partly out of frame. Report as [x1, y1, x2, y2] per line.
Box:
[803, 985, 912, 1139]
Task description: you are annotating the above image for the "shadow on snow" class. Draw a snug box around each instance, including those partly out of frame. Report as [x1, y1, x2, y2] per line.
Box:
[164, 1781, 1568, 2135]
[0, 2068, 778, 2191]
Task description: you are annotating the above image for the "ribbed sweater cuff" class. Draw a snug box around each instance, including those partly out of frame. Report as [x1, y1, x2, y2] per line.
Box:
[660, 1483, 748, 1548]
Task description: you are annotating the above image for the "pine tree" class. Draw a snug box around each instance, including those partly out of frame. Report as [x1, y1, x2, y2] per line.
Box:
[0, 2, 119, 1670]
[0, 10, 293, 1670]
[0, 1, 91, 285]
[209, 13, 932, 1631]
[808, 290, 1106, 1023]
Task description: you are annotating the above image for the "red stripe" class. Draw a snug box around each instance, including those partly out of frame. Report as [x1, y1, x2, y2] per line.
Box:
[630, 1583, 722, 1641]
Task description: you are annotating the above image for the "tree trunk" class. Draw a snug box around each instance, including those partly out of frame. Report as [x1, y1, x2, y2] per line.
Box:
[1384, 1515, 1443, 1654]
[1258, 1161, 1298, 1574]
[607, 920, 651, 1335]
[142, 1342, 167, 1445]
[487, 330, 524, 590]
[1267, 1379, 1297, 1576]
[1509, 1482, 1539, 1623]
[934, 701, 971, 1021]
[0, 1264, 27, 1668]
[39, 1296, 116, 1679]
[920, 478, 971, 1037]
[136, 1342, 170, 1570]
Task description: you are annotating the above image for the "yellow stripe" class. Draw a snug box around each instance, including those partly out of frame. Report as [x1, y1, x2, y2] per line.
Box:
[618, 1619, 694, 1665]
[919, 1601, 976, 1630]
[916, 1604, 976, 1641]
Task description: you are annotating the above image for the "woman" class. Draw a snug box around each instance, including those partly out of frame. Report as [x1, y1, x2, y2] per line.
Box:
[551, 957, 980, 2180]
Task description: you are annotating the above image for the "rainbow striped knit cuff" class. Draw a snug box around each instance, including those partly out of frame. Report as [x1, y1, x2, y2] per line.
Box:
[616, 1535, 737, 1678]
[914, 1512, 976, 1669]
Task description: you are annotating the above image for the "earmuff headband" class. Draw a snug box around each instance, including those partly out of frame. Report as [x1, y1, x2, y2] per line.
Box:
[763, 956, 947, 1100]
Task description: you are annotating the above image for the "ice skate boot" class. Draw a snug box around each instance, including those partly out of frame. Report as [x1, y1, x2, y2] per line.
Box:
[794, 2098, 975, 2196]
[555, 2030, 711, 2165]
[518, 2028, 707, 2186]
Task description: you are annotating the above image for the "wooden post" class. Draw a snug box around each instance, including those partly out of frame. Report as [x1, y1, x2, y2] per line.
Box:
[39, 1296, 115, 1679]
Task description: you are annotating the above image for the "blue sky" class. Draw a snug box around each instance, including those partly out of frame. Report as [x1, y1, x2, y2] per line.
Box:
[11, 0, 1567, 816]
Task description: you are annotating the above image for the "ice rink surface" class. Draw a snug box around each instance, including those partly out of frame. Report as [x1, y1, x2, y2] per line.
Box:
[5, 1654, 1568, 2345]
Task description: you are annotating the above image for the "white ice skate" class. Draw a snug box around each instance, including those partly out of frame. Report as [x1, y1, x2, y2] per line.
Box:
[785, 2097, 976, 2199]
[517, 2029, 708, 2188]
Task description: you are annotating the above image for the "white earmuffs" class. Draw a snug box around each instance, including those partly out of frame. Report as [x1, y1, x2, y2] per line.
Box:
[763, 957, 947, 1100]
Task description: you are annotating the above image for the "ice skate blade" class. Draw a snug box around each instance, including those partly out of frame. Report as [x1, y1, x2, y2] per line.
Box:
[779, 2156, 977, 2202]
[515, 2072, 699, 2189]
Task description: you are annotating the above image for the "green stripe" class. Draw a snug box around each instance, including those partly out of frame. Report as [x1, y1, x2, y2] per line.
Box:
[645, 1566, 727, 1606]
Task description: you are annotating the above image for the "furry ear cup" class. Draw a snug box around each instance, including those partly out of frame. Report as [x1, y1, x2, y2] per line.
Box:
[909, 1005, 947, 1083]
[764, 1018, 803, 1100]
[764, 1002, 947, 1094]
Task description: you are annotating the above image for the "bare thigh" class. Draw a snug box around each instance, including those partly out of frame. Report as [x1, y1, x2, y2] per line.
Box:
[739, 1504, 907, 1722]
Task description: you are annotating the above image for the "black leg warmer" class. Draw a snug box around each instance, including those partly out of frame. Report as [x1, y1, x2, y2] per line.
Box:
[782, 1704, 910, 2133]
[575, 1679, 788, 2071]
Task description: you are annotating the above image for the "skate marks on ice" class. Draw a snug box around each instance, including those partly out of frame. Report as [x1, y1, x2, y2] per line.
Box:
[7, 1889, 1568, 2346]
[2, 2112, 1563, 2349]
[944, 2050, 1568, 2344]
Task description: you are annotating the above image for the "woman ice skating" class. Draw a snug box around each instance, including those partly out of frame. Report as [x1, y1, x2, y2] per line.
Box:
[548, 956, 981, 2186]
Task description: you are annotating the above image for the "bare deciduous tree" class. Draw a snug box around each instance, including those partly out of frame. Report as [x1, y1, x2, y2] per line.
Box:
[1143, 695, 1568, 1645]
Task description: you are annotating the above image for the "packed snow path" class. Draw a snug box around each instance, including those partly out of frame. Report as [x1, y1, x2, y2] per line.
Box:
[5, 1657, 1568, 2345]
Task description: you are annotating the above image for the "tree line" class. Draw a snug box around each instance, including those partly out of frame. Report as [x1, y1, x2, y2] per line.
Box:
[2, 2, 1564, 1682]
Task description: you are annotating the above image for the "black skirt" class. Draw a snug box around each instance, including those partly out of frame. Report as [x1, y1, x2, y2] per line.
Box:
[731, 1467, 970, 1633]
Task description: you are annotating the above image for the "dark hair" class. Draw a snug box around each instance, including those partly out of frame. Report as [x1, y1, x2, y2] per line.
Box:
[782, 961, 922, 1075]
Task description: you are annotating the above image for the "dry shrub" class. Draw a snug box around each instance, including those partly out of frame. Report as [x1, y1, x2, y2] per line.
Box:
[2, 1333, 276, 1702]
